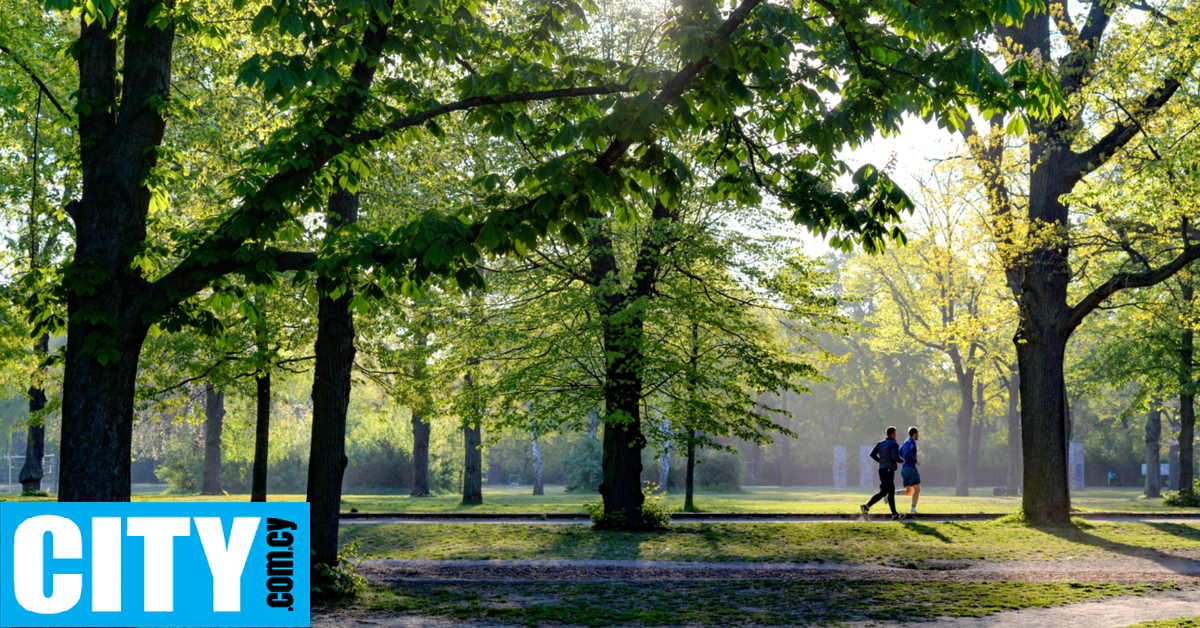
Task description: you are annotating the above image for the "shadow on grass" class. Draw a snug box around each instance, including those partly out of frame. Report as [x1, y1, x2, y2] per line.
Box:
[904, 522, 953, 543]
[1147, 522, 1200, 543]
[1041, 521, 1199, 575]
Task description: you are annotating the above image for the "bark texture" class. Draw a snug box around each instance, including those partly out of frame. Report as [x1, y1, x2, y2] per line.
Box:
[251, 371, 271, 502]
[684, 429, 697, 511]
[58, 1, 172, 502]
[461, 370, 483, 506]
[1005, 368, 1022, 497]
[953, 365, 975, 496]
[307, 187, 358, 567]
[1146, 396, 1162, 498]
[969, 381, 984, 488]
[201, 385, 225, 495]
[411, 332, 431, 497]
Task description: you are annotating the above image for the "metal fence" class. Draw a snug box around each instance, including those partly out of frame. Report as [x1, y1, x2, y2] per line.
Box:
[0, 455, 58, 494]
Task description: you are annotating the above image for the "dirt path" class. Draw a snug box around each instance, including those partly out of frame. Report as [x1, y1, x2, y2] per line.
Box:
[862, 588, 1200, 627]
[311, 588, 1200, 628]
[359, 552, 1200, 583]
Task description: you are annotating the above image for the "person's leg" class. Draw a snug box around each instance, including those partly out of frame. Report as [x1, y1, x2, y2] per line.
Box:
[882, 469, 898, 516]
[866, 478, 888, 507]
[911, 484, 920, 511]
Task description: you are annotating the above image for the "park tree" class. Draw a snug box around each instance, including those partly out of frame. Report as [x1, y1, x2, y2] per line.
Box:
[847, 167, 1015, 496]
[960, 0, 1200, 522]
[136, 281, 316, 498]
[11, 0, 1055, 560]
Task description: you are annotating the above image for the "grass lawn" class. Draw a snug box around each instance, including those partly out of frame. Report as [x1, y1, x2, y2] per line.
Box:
[352, 580, 1173, 626]
[338, 519, 1200, 563]
[1122, 621, 1200, 628]
[5, 485, 1196, 515]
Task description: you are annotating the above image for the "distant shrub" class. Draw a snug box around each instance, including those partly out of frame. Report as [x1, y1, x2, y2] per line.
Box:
[159, 441, 203, 493]
[20, 489, 50, 497]
[696, 450, 742, 492]
[564, 438, 602, 492]
[1163, 481, 1200, 507]
[343, 438, 412, 493]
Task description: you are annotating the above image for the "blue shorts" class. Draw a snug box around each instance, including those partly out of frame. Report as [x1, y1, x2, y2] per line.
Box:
[901, 466, 921, 487]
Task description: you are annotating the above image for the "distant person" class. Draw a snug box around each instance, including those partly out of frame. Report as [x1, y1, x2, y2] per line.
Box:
[1108, 470, 1116, 487]
[896, 427, 921, 516]
[861, 426, 905, 521]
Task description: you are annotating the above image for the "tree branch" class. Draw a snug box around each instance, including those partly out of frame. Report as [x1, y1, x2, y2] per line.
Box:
[1068, 242, 1200, 333]
[1070, 77, 1186, 177]
[0, 45, 69, 116]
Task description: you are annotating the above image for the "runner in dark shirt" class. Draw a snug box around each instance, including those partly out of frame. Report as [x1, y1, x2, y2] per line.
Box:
[861, 426, 904, 520]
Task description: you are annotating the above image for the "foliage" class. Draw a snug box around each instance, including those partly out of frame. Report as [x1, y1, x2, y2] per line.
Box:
[1163, 482, 1200, 508]
[564, 437, 602, 492]
[311, 541, 371, 601]
[587, 483, 671, 531]
[695, 450, 743, 492]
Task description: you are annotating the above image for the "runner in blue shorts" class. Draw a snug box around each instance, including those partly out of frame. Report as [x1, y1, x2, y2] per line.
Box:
[898, 427, 921, 516]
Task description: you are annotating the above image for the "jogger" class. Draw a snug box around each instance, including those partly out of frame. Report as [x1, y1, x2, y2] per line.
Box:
[898, 427, 921, 515]
[861, 426, 904, 520]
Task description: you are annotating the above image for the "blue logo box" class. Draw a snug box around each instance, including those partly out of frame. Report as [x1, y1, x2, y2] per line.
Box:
[0, 502, 309, 627]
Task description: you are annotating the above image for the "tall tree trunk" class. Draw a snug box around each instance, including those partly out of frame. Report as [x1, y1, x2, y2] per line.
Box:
[954, 366, 976, 496]
[684, 429, 697, 512]
[531, 436, 544, 495]
[251, 371, 271, 502]
[410, 331, 431, 497]
[1006, 367, 1022, 497]
[1180, 277, 1196, 493]
[307, 187, 358, 568]
[589, 200, 671, 528]
[598, 321, 647, 526]
[588, 408, 600, 439]
[1146, 395, 1163, 498]
[58, 0, 174, 504]
[201, 385, 225, 495]
[658, 411, 671, 494]
[19, 334, 49, 493]
[461, 370, 483, 506]
[1017, 327, 1073, 523]
[778, 392, 791, 486]
[970, 380, 985, 487]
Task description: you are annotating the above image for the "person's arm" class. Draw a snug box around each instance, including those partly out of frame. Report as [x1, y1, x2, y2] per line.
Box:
[892, 443, 904, 464]
[870, 443, 881, 463]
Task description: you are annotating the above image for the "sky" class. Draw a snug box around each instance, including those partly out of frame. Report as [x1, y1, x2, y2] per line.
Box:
[796, 115, 961, 257]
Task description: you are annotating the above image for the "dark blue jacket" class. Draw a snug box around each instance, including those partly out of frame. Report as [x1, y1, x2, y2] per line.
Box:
[900, 438, 918, 468]
[870, 437, 903, 470]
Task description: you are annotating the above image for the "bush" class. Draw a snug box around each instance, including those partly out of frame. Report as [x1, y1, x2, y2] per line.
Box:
[564, 438, 603, 492]
[343, 438, 412, 493]
[20, 489, 50, 497]
[311, 541, 371, 601]
[696, 450, 742, 492]
[158, 441, 203, 493]
[1163, 481, 1200, 507]
[585, 483, 672, 531]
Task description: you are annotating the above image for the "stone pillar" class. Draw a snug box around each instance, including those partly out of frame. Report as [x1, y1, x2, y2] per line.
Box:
[1068, 441, 1085, 491]
[859, 445, 874, 488]
[833, 446, 847, 488]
